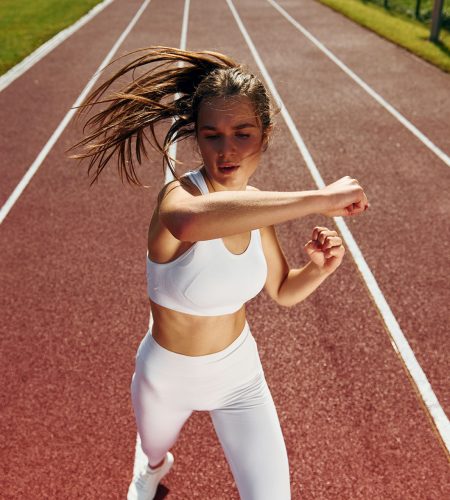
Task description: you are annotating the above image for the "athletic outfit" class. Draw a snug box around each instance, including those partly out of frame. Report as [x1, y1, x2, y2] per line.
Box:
[130, 168, 291, 499]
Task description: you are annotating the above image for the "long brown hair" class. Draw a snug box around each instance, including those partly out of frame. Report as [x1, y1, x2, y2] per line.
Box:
[69, 46, 276, 186]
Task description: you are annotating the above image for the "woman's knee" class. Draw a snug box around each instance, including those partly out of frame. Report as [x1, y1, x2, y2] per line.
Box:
[236, 454, 290, 500]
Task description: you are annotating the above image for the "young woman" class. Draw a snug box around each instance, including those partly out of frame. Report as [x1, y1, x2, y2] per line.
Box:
[72, 46, 369, 500]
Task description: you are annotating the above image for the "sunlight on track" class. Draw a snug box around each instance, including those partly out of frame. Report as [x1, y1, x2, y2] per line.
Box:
[226, 0, 450, 454]
[0, 0, 152, 226]
[267, 0, 450, 168]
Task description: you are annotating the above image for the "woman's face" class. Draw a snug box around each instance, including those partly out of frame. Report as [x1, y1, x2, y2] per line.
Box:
[196, 96, 265, 191]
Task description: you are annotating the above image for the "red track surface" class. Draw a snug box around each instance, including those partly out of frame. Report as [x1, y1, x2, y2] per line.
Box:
[1, 0, 449, 498]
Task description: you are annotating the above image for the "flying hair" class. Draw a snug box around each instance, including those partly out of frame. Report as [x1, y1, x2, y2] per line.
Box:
[69, 46, 276, 186]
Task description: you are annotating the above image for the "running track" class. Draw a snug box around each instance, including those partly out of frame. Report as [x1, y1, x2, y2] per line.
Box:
[1, 0, 449, 498]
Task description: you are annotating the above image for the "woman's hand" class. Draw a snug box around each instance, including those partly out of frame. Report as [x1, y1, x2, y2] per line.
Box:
[319, 176, 369, 217]
[304, 226, 345, 275]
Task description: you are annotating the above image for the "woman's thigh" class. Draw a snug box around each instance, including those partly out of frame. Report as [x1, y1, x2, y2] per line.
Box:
[210, 374, 290, 500]
[131, 371, 192, 465]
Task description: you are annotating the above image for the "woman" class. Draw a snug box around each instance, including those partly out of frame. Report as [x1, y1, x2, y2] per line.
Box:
[72, 46, 369, 500]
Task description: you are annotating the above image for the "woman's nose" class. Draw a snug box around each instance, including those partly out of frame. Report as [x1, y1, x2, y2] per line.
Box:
[217, 136, 236, 156]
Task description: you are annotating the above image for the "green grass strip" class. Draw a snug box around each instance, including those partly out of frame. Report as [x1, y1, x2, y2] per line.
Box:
[0, 0, 105, 76]
[316, 0, 450, 72]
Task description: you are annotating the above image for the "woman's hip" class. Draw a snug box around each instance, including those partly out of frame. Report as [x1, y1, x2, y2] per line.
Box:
[132, 321, 265, 409]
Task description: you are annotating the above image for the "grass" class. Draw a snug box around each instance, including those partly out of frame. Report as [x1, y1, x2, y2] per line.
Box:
[316, 0, 450, 72]
[365, 0, 450, 29]
[0, 0, 105, 76]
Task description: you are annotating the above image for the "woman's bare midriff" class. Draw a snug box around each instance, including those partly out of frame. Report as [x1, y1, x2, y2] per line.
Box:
[149, 299, 247, 356]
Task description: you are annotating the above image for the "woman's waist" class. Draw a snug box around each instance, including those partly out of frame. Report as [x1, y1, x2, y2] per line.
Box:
[149, 300, 247, 356]
[135, 315, 261, 382]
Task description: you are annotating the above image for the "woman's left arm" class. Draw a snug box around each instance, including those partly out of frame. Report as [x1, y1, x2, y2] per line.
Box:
[260, 225, 345, 307]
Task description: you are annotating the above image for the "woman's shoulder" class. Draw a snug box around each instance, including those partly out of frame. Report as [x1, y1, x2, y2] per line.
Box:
[158, 171, 203, 201]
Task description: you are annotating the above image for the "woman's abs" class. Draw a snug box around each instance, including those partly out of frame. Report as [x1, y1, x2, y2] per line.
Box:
[149, 300, 247, 356]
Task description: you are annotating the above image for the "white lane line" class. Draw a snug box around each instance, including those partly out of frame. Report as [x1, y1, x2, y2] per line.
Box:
[0, 0, 152, 225]
[267, 0, 450, 168]
[132, 0, 191, 479]
[180, 0, 190, 53]
[165, 0, 191, 185]
[227, 0, 450, 454]
[0, 0, 116, 93]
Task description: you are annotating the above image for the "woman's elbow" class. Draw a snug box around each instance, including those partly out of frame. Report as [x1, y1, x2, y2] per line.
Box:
[160, 210, 196, 241]
[268, 289, 294, 308]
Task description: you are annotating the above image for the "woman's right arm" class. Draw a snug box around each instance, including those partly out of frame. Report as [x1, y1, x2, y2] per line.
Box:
[159, 176, 368, 242]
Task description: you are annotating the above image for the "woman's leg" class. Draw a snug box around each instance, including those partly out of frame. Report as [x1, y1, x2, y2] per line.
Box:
[210, 373, 290, 500]
[131, 325, 194, 467]
[131, 370, 192, 466]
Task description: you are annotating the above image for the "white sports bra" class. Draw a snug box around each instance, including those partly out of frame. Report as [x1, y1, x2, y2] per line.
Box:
[146, 168, 268, 316]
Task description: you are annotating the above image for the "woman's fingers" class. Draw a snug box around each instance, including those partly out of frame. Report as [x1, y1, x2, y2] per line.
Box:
[324, 245, 345, 259]
[311, 227, 339, 247]
[321, 176, 369, 217]
[306, 227, 346, 272]
[304, 240, 315, 253]
[312, 226, 326, 241]
[352, 186, 369, 212]
[321, 236, 342, 250]
[346, 196, 369, 216]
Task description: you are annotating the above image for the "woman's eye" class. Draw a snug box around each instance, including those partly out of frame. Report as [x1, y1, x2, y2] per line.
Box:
[203, 134, 250, 140]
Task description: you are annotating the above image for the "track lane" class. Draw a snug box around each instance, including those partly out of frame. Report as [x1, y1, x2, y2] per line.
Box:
[273, 0, 450, 157]
[0, 0, 144, 206]
[0, 0, 184, 497]
[0, 0, 155, 225]
[176, 0, 448, 497]
[232, 0, 450, 426]
[228, 0, 449, 451]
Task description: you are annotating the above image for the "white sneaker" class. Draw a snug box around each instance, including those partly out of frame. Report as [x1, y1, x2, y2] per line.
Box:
[127, 452, 174, 500]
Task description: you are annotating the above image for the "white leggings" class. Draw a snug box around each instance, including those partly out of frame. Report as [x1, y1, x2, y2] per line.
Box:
[130, 321, 291, 500]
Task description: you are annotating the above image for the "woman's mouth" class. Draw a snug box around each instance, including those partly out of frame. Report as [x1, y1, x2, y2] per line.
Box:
[218, 163, 239, 174]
